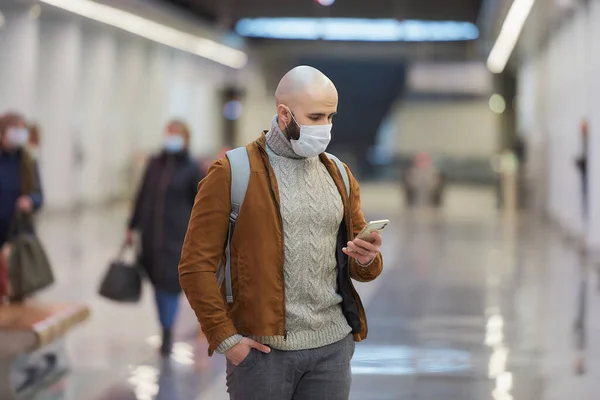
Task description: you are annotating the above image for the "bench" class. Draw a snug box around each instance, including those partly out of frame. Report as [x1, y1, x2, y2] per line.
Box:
[0, 303, 90, 400]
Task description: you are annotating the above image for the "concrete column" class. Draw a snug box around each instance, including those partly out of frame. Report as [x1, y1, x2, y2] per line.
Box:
[189, 79, 222, 157]
[36, 17, 82, 210]
[125, 44, 169, 187]
[107, 35, 146, 200]
[136, 45, 169, 154]
[77, 27, 116, 205]
[0, 6, 39, 116]
[572, 7, 588, 237]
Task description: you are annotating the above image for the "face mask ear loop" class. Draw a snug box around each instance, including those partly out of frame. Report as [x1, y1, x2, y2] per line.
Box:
[282, 106, 299, 140]
[290, 112, 300, 129]
[284, 106, 300, 129]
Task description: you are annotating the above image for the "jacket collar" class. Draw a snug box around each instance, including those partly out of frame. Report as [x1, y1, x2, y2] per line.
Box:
[159, 149, 189, 162]
[265, 116, 303, 160]
[0, 147, 22, 160]
[251, 133, 350, 217]
[254, 132, 337, 170]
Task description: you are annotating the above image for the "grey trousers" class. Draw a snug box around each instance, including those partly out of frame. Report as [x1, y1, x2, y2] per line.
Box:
[226, 334, 355, 400]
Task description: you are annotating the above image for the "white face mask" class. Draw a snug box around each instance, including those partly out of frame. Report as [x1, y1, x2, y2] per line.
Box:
[163, 135, 185, 153]
[286, 111, 332, 158]
[6, 127, 29, 148]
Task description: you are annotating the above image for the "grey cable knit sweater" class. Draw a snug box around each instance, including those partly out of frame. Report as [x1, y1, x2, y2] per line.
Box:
[216, 117, 351, 354]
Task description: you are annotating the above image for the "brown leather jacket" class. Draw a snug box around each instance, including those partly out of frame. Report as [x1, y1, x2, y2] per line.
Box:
[179, 134, 384, 355]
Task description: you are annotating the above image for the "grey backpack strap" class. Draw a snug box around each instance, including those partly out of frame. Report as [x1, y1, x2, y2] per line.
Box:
[228, 147, 251, 218]
[219, 147, 250, 304]
[326, 152, 350, 199]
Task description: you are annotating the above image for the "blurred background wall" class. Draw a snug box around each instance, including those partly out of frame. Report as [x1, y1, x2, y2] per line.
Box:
[0, 0, 275, 211]
[515, 0, 600, 248]
[0, 0, 599, 254]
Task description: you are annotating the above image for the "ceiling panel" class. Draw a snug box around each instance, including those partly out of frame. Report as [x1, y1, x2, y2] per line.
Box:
[162, 0, 485, 26]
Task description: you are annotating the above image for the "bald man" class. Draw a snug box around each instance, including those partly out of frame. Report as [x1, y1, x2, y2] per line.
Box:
[179, 66, 384, 399]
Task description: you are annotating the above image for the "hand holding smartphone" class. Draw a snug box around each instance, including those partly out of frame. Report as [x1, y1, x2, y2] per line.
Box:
[356, 219, 389, 242]
[344, 219, 387, 264]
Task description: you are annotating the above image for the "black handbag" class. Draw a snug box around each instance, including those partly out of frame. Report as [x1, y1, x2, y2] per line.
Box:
[98, 244, 143, 303]
[8, 213, 54, 302]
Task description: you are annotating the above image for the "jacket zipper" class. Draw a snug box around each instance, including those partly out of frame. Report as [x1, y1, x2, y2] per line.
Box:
[258, 144, 287, 339]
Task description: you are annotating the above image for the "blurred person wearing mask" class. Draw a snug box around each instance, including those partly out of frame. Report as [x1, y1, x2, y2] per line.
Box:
[0, 112, 43, 250]
[179, 66, 384, 400]
[127, 120, 204, 356]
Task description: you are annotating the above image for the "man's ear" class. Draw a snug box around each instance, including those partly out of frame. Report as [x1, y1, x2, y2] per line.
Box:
[277, 104, 292, 127]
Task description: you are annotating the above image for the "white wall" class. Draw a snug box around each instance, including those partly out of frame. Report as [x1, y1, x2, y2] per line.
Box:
[517, 2, 600, 247]
[391, 99, 500, 157]
[517, 55, 549, 214]
[235, 60, 277, 146]
[589, 0, 600, 249]
[0, 7, 38, 116]
[36, 17, 81, 209]
[0, 4, 267, 210]
[78, 27, 117, 204]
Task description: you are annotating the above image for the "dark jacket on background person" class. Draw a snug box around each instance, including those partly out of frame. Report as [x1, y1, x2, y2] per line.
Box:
[178, 134, 384, 355]
[0, 148, 43, 247]
[129, 150, 203, 294]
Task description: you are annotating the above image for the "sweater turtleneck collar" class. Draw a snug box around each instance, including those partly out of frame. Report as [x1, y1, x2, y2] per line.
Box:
[265, 116, 304, 160]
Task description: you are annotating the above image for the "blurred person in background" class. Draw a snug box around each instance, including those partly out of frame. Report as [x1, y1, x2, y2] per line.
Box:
[126, 119, 204, 356]
[575, 120, 588, 220]
[0, 112, 43, 250]
[402, 152, 443, 207]
[513, 135, 528, 208]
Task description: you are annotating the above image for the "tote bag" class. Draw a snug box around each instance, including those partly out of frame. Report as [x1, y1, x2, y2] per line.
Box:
[8, 213, 54, 301]
[99, 244, 143, 303]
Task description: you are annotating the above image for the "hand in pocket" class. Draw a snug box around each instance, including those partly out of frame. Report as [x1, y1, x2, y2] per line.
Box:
[226, 338, 271, 366]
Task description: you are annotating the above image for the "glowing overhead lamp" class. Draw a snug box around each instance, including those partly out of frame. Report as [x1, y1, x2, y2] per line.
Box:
[487, 0, 536, 74]
[236, 18, 479, 42]
[38, 0, 248, 69]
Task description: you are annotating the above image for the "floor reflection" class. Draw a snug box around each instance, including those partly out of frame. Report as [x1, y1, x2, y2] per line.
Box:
[351, 345, 472, 376]
[91, 338, 218, 400]
[28, 185, 600, 400]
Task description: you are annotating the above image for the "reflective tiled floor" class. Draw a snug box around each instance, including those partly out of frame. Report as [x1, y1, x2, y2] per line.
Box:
[30, 184, 600, 400]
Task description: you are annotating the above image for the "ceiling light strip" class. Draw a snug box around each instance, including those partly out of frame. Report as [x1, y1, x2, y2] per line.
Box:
[486, 0, 535, 73]
[39, 0, 248, 69]
[235, 18, 480, 42]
